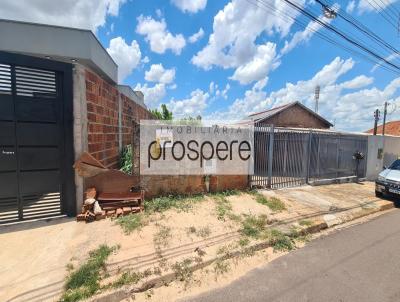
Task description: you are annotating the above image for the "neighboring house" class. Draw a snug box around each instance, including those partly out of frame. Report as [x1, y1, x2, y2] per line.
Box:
[365, 120, 400, 136]
[0, 19, 154, 223]
[248, 101, 333, 129]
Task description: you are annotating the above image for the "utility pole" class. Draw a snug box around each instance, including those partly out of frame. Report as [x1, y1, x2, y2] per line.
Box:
[382, 101, 388, 136]
[314, 85, 320, 113]
[373, 109, 380, 135]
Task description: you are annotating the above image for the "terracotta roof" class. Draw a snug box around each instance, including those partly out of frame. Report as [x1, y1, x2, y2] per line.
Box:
[248, 101, 333, 126]
[365, 120, 400, 136]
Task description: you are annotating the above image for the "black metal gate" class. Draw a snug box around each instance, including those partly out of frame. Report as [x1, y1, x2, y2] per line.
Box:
[0, 52, 75, 223]
[252, 124, 368, 189]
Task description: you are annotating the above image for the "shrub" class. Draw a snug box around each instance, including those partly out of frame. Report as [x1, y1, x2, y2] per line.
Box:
[119, 144, 132, 175]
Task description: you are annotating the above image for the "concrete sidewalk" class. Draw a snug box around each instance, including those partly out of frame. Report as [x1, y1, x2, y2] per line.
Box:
[0, 182, 395, 302]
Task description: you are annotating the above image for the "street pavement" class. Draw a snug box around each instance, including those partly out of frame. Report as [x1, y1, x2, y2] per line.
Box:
[183, 209, 400, 302]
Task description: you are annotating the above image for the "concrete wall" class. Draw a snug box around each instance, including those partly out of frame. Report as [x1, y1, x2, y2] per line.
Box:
[366, 135, 400, 180]
[259, 105, 330, 129]
[0, 19, 118, 83]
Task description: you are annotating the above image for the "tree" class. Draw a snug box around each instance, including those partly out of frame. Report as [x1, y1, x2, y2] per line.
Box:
[151, 104, 173, 120]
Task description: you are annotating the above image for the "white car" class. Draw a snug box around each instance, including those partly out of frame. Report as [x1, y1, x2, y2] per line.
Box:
[375, 159, 400, 199]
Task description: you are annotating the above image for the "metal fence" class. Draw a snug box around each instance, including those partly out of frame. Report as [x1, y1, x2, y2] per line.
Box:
[251, 124, 368, 189]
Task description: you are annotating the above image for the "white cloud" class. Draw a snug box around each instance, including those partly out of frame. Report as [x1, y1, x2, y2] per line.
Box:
[145, 64, 176, 84]
[209, 82, 231, 100]
[231, 42, 279, 84]
[106, 37, 141, 83]
[208, 57, 398, 131]
[357, 0, 399, 13]
[171, 0, 207, 13]
[280, 13, 334, 56]
[346, 0, 356, 13]
[0, 0, 126, 32]
[134, 83, 166, 107]
[208, 80, 270, 120]
[141, 56, 150, 64]
[340, 75, 373, 89]
[371, 53, 400, 72]
[192, 0, 303, 70]
[136, 15, 186, 55]
[189, 28, 205, 43]
[209, 82, 216, 94]
[168, 89, 209, 118]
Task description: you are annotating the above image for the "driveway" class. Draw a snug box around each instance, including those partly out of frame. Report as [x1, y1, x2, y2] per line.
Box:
[183, 209, 400, 302]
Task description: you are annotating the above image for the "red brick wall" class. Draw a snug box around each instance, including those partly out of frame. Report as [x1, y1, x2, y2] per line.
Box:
[120, 94, 154, 147]
[85, 69, 154, 168]
[259, 104, 330, 129]
[141, 175, 248, 198]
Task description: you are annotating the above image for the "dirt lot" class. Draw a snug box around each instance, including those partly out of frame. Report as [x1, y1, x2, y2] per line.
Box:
[0, 182, 393, 302]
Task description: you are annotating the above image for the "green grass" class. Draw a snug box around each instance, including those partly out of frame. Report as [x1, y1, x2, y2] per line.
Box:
[172, 258, 194, 287]
[240, 214, 268, 239]
[208, 190, 240, 198]
[299, 219, 313, 227]
[112, 270, 143, 288]
[252, 192, 286, 212]
[112, 268, 154, 288]
[144, 195, 203, 213]
[115, 213, 145, 235]
[268, 229, 295, 252]
[61, 245, 117, 302]
[215, 196, 233, 221]
[153, 225, 172, 248]
[213, 258, 230, 276]
[196, 226, 211, 238]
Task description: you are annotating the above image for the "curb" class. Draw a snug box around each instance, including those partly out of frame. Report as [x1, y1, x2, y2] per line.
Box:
[88, 201, 394, 302]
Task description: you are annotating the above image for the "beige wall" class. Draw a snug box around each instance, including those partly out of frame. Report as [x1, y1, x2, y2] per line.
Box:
[366, 135, 400, 180]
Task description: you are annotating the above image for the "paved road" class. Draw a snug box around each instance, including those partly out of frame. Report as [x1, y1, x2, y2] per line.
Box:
[183, 209, 400, 302]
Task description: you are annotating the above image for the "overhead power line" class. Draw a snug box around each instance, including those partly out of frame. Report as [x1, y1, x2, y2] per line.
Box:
[246, 0, 400, 74]
[278, 0, 400, 72]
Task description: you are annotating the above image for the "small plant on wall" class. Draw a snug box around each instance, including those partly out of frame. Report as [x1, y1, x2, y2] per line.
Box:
[120, 144, 133, 175]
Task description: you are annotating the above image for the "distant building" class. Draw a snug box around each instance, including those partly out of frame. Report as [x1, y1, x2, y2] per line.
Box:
[365, 120, 400, 136]
[248, 101, 332, 129]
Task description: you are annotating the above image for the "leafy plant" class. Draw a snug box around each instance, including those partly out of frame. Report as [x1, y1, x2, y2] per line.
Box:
[119, 144, 133, 175]
[145, 195, 203, 213]
[299, 219, 313, 226]
[151, 104, 173, 120]
[240, 214, 268, 238]
[61, 245, 117, 302]
[112, 270, 143, 288]
[252, 192, 286, 212]
[172, 258, 194, 287]
[268, 229, 295, 252]
[153, 225, 172, 248]
[196, 226, 211, 238]
[214, 258, 230, 276]
[215, 196, 233, 221]
[115, 213, 145, 234]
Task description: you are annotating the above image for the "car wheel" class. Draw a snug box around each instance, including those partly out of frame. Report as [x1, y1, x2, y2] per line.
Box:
[375, 191, 383, 198]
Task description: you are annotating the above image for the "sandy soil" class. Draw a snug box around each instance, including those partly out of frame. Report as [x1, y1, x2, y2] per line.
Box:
[0, 182, 391, 302]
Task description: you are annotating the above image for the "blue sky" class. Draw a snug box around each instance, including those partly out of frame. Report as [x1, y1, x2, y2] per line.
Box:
[2, 0, 400, 131]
